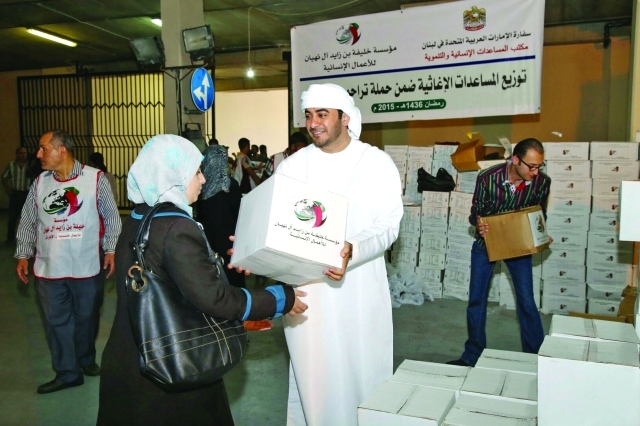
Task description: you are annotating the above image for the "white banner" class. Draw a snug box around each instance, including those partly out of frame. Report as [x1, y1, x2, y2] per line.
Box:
[291, 0, 545, 127]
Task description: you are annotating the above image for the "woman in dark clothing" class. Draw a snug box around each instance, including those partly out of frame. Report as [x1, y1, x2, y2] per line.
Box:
[196, 144, 246, 288]
[97, 135, 307, 426]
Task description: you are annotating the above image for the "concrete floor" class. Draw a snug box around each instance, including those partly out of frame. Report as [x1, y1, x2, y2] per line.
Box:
[0, 213, 552, 426]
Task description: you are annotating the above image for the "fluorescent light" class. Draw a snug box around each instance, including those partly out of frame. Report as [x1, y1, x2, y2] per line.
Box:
[246, 68, 254, 78]
[27, 29, 77, 47]
[151, 18, 162, 27]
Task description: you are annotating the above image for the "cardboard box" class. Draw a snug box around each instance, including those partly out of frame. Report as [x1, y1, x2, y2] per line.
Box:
[569, 311, 627, 323]
[591, 194, 620, 214]
[591, 178, 620, 196]
[591, 160, 640, 180]
[460, 368, 537, 404]
[588, 299, 620, 316]
[546, 194, 591, 215]
[446, 235, 474, 252]
[538, 336, 640, 426]
[541, 294, 586, 315]
[586, 265, 633, 286]
[586, 247, 633, 268]
[442, 281, 469, 301]
[399, 219, 421, 236]
[547, 229, 588, 248]
[587, 283, 625, 301]
[619, 181, 640, 241]
[422, 192, 450, 208]
[541, 262, 585, 282]
[548, 314, 640, 345]
[415, 267, 442, 283]
[481, 206, 550, 262]
[545, 212, 590, 232]
[588, 212, 619, 233]
[433, 144, 459, 160]
[419, 253, 446, 269]
[589, 141, 639, 160]
[543, 142, 590, 160]
[548, 177, 592, 196]
[543, 279, 586, 298]
[394, 235, 420, 252]
[449, 191, 473, 212]
[446, 224, 475, 240]
[449, 133, 509, 172]
[230, 174, 347, 285]
[359, 381, 456, 426]
[431, 160, 458, 178]
[475, 349, 538, 375]
[545, 246, 586, 265]
[391, 251, 418, 268]
[403, 206, 422, 221]
[420, 234, 448, 252]
[442, 394, 537, 426]
[390, 360, 470, 396]
[587, 231, 633, 252]
[544, 160, 591, 178]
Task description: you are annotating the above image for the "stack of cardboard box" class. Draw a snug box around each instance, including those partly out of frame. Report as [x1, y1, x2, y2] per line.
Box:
[442, 191, 475, 300]
[418, 191, 450, 297]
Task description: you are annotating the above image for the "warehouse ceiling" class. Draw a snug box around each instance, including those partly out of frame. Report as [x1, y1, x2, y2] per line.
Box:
[0, 0, 634, 78]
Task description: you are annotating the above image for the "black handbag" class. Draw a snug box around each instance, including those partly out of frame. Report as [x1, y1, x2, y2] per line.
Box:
[125, 202, 247, 392]
[417, 167, 456, 193]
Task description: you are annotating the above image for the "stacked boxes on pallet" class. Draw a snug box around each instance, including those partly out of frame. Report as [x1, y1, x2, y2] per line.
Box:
[443, 191, 475, 301]
[419, 191, 449, 297]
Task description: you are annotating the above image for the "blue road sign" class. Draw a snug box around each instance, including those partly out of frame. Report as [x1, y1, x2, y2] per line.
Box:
[190, 68, 214, 112]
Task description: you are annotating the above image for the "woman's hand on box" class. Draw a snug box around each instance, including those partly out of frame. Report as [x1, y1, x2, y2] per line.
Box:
[324, 242, 352, 281]
[227, 235, 251, 275]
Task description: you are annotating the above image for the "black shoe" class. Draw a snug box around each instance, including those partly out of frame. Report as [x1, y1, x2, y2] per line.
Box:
[37, 377, 84, 394]
[446, 359, 471, 367]
[81, 363, 101, 376]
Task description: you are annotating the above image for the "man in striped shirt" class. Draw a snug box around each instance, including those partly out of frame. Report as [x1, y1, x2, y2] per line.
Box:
[261, 131, 309, 181]
[448, 138, 551, 367]
[3, 147, 30, 242]
[14, 129, 121, 394]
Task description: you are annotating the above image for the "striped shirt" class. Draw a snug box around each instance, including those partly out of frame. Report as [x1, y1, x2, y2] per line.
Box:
[3, 161, 30, 191]
[15, 160, 122, 258]
[470, 162, 551, 244]
[263, 150, 289, 179]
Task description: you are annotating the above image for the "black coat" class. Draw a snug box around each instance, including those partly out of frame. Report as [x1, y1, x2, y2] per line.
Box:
[97, 204, 295, 426]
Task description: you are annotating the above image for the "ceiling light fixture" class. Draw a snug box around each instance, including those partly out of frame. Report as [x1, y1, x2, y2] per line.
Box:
[151, 18, 162, 27]
[27, 28, 77, 47]
[246, 8, 254, 78]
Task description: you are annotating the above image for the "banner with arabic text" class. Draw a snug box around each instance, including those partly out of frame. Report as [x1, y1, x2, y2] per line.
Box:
[291, 0, 545, 126]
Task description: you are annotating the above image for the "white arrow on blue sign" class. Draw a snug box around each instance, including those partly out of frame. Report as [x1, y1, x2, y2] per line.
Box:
[190, 68, 214, 112]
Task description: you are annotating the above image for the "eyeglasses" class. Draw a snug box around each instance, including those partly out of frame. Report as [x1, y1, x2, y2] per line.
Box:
[517, 156, 545, 171]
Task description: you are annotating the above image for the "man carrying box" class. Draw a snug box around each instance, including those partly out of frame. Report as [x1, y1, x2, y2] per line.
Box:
[448, 138, 551, 367]
[276, 83, 403, 426]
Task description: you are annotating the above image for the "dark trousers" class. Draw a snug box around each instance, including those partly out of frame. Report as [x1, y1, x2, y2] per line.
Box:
[36, 274, 103, 383]
[461, 241, 544, 366]
[7, 190, 28, 241]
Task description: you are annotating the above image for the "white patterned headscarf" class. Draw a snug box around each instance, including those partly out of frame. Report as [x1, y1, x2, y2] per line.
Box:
[127, 134, 203, 216]
[300, 83, 362, 139]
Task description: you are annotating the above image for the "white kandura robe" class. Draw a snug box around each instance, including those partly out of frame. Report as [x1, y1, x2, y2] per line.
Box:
[276, 139, 403, 426]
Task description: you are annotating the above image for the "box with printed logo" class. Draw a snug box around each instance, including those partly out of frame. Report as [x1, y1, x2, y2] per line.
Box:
[545, 246, 586, 266]
[589, 142, 639, 161]
[541, 294, 586, 315]
[414, 267, 442, 283]
[403, 205, 422, 221]
[587, 231, 633, 252]
[586, 247, 633, 268]
[589, 212, 619, 233]
[619, 180, 640, 241]
[542, 263, 585, 282]
[231, 174, 347, 285]
[588, 299, 620, 316]
[543, 160, 591, 178]
[587, 283, 626, 301]
[543, 142, 590, 160]
[591, 160, 640, 180]
[421, 191, 450, 208]
[443, 281, 470, 301]
[591, 195, 620, 215]
[419, 233, 447, 253]
[543, 279, 586, 299]
[449, 191, 474, 212]
[390, 251, 418, 268]
[586, 265, 633, 286]
[419, 252, 446, 269]
[548, 177, 592, 196]
[398, 219, 421, 236]
[546, 193, 591, 215]
[545, 212, 590, 232]
[393, 235, 420, 252]
[592, 179, 620, 196]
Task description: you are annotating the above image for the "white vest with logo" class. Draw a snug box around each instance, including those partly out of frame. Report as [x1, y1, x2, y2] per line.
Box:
[34, 166, 101, 279]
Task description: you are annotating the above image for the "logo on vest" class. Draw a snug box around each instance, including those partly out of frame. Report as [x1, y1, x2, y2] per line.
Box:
[42, 187, 83, 216]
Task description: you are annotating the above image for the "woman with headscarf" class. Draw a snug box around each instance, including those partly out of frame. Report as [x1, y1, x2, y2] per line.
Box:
[196, 143, 245, 288]
[97, 135, 307, 426]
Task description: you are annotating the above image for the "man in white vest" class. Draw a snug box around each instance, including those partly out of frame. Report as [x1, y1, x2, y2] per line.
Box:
[14, 129, 121, 394]
[276, 84, 403, 426]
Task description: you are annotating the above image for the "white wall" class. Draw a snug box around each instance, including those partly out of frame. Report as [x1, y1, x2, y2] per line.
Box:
[214, 89, 289, 158]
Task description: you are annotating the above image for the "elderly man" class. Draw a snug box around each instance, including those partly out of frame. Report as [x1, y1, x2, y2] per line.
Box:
[276, 83, 403, 425]
[448, 138, 551, 367]
[3, 146, 30, 242]
[15, 129, 121, 394]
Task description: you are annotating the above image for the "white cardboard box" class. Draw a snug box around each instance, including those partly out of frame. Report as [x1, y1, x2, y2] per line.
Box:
[460, 368, 537, 404]
[619, 180, 640, 241]
[546, 194, 592, 215]
[434, 144, 459, 160]
[591, 194, 620, 214]
[589, 141, 639, 160]
[415, 267, 442, 283]
[591, 179, 621, 196]
[586, 247, 633, 268]
[422, 191, 450, 208]
[548, 177, 592, 195]
[421, 207, 449, 227]
[543, 279, 586, 298]
[587, 231, 633, 252]
[549, 315, 640, 345]
[588, 212, 619, 233]
[546, 229, 587, 248]
[588, 299, 620, 316]
[475, 349, 538, 375]
[541, 294, 586, 315]
[543, 142, 590, 160]
[446, 224, 475, 240]
[544, 160, 591, 178]
[399, 219, 422, 236]
[420, 235, 448, 252]
[544, 246, 586, 265]
[538, 336, 640, 426]
[394, 235, 421, 252]
[442, 393, 537, 426]
[545, 212, 590, 232]
[591, 160, 640, 180]
[586, 264, 633, 286]
[541, 262, 585, 282]
[442, 281, 469, 301]
[403, 206, 422, 221]
[390, 360, 470, 396]
[448, 192, 473, 212]
[230, 174, 347, 285]
[391, 251, 418, 267]
[419, 253, 446, 269]
[358, 381, 456, 426]
[587, 283, 625, 301]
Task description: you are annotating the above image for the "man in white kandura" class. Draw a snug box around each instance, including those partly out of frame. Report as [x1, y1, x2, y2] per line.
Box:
[276, 83, 403, 426]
